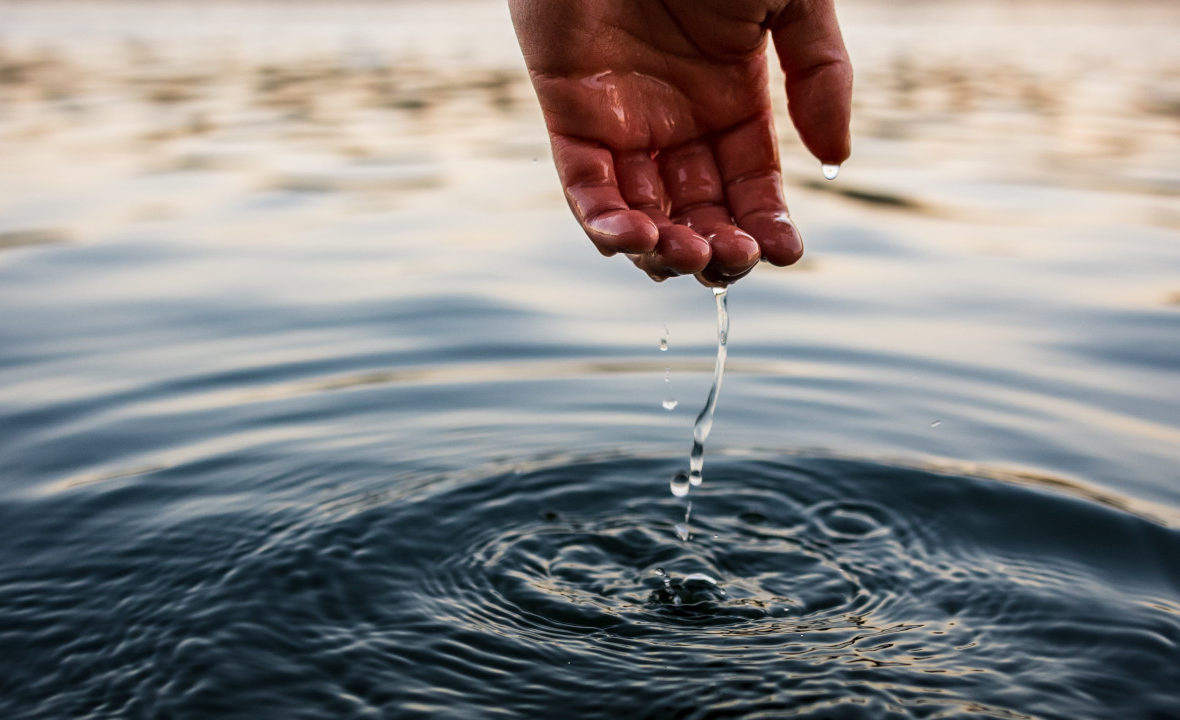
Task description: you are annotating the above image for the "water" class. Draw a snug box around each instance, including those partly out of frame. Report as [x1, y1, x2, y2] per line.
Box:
[1, 1, 1180, 718]
[673, 497, 692, 541]
[822, 163, 842, 181]
[687, 287, 730, 489]
[661, 343, 676, 410]
[3, 453, 1176, 718]
[670, 287, 729, 539]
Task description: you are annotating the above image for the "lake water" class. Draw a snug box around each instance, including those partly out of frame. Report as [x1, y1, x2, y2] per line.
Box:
[1, 1, 1178, 717]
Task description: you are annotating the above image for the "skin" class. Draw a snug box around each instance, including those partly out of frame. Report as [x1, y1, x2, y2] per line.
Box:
[509, 0, 853, 286]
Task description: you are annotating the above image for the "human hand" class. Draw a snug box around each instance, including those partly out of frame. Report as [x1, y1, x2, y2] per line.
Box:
[509, 0, 852, 285]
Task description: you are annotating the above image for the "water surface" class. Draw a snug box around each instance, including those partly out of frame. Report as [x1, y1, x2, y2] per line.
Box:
[1, 1, 1178, 717]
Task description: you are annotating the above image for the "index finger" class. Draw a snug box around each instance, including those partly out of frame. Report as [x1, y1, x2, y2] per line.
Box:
[550, 134, 659, 256]
[772, 0, 853, 165]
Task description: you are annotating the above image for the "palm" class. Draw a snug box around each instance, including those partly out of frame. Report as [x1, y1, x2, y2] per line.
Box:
[511, 0, 852, 284]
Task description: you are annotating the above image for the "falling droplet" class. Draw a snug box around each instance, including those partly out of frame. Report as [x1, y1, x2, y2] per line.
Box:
[658, 338, 668, 351]
[930, 419, 942, 427]
[674, 501, 693, 540]
[669, 471, 690, 498]
[662, 398, 679, 410]
[821, 163, 841, 180]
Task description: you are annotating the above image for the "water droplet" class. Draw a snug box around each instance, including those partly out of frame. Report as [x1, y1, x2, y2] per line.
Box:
[674, 523, 690, 541]
[930, 419, 942, 427]
[669, 471, 690, 498]
[821, 163, 840, 180]
[658, 338, 668, 351]
[661, 367, 675, 409]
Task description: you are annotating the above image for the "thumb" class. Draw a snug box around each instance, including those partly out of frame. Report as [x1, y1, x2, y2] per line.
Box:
[771, 0, 853, 165]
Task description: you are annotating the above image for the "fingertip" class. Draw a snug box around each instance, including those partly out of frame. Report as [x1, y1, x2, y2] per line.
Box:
[708, 226, 761, 275]
[741, 212, 804, 266]
[629, 252, 672, 282]
[788, 69, 853, 166]
[585, 209, 659, 255]
[655, 225, 711, 276]
[696, 264, 755, 288]
[815, 132, 851, 168]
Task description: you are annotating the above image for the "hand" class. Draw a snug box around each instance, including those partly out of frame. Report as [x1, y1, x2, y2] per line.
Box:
[509, 0, 852, 286]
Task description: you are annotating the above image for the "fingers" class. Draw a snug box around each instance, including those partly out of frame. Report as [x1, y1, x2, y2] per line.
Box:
[550, 134, 658, 256]
[659, 141, 760, 284]
[715, 113, 804, 266]
[553, 129, 801, 284]
[615, 150, 711, 279]
[771, 0, 853, 165]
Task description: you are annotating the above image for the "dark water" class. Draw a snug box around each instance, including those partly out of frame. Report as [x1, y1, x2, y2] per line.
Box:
[2, 1, 1180, 717]
[2, 452, 1179, 718]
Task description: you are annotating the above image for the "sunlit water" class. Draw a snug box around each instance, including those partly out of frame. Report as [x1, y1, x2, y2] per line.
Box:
[1, 1, 1179, 718]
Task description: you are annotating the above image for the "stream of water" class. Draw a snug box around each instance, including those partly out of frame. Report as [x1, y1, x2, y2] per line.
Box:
[671, 287, 730, 542]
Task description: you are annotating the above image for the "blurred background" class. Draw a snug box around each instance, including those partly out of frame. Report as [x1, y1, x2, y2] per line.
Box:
[2, 0, 1177, 249]
[1, 0, 1176, 499]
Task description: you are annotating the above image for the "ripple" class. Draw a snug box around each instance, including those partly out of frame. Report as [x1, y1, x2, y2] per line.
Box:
[1, 453, 1178, 718]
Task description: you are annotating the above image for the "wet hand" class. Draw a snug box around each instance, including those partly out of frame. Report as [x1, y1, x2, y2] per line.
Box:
[510, 0, 852, 285]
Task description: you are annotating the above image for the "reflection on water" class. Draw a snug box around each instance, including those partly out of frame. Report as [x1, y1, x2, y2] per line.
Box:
[1, 1, 1179, 718]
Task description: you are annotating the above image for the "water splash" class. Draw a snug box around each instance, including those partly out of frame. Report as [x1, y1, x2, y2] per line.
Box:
[650, 567, 725, 605]
[821, 163, 841, 180]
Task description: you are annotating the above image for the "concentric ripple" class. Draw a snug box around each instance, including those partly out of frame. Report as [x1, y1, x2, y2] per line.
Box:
[1, 454, 1178, 719]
